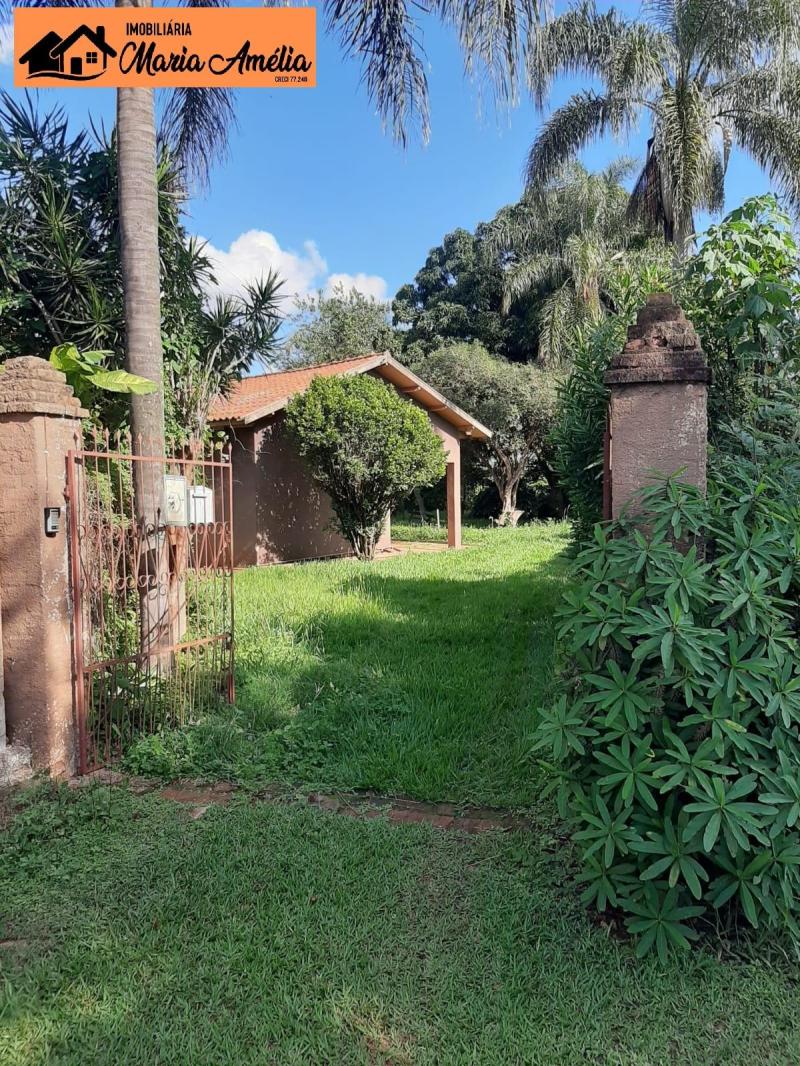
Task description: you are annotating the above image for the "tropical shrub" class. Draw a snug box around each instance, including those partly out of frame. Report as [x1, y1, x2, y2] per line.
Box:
[49, 343, 157, 407]
[682, 194, 800, 434]
[287, 375, 446, 560]
[535, 464, 800, 959]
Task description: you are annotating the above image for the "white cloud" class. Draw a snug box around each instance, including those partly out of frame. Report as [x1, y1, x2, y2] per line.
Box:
[200, 229, 327, 302]
[324, 272, 388, 301]
[0, 22, 12, 66]
[199, 229, 389, 308]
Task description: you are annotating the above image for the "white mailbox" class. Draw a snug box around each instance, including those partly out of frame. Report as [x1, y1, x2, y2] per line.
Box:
[189, 485, 214, 525]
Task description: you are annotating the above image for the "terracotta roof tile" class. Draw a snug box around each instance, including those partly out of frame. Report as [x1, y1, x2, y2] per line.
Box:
[209, 355, 382, 424]
[208, 352, 492, 441]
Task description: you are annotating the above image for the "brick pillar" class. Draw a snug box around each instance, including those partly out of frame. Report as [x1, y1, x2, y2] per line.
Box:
[604, 293, 710, 520]
[0, 357, 87, 776]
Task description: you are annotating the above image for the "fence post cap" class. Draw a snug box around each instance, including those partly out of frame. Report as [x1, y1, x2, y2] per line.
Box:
[0, 356, 89, 418]
[604, 292, 711, 387]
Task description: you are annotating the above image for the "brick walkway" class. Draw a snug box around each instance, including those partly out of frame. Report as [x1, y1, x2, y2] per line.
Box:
[70, 770, 533, 833]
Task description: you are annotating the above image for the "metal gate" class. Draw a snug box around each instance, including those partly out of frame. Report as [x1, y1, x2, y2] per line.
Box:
[66, 431, 235, 774]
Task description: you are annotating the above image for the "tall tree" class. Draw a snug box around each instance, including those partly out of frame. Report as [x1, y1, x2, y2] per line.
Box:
[282, 285, 399, 368]
[482, 158, 659, 364]
[394, 228, 540, 363]
[0, 94, 282, 445]
[419, 341, 558, 523]
[525, 0, 800, 259]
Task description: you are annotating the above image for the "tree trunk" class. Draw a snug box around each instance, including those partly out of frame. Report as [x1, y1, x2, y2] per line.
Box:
[117, 80, 165, 480]
[115, 11, 169, 652]
[671, 211, 695, 267]
[497, 479, 521, 527]
[413, 487, 427, 524]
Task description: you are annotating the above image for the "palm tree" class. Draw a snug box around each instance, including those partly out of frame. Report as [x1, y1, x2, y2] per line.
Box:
[482, 159, 655, 363]
[525, 0, 800, 261]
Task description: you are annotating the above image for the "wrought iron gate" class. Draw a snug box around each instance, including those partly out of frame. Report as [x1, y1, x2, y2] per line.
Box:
[66, 431, 235, 774]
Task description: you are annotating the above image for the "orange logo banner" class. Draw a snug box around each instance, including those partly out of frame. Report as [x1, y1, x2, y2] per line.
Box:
[14, 6, 315, 88]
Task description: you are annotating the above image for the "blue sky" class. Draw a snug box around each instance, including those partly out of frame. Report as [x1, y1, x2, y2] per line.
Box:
[0, 2, 771, 307]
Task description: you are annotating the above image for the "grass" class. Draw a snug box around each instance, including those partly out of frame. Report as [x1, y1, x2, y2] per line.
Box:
[391, 517, 492, 543]
[127, 524, 570, 806]
[3, 783, 800, 1065]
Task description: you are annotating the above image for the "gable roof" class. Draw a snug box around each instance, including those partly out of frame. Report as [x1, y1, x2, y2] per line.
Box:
[51, 26, 117, 58]
[209, 353, 492, 440]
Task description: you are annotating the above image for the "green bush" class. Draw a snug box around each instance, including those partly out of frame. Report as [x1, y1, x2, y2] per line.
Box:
[287, 374, 446, 560]
[682, 194, 800, 435]
[549, 319, 619, 545]
[534, 466, 800, 959]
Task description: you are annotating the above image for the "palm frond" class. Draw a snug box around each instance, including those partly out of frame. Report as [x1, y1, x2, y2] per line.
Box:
[651, 81, 715, 241]
[726, 108, 800, 212]
[325, 0, 431, 146]
[438, 0, 550, 110]
[525, 90, 637, 190]
[527, 1, 668, 107]
[536, 282, 581, 367]
[502, 253, 565, 312]
[159, 87, 236, 190]
[157, 0, 236, 188]
[601, 155, 639, 187]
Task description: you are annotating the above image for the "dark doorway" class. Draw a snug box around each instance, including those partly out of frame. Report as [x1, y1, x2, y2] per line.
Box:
[70, 56, 82, 75]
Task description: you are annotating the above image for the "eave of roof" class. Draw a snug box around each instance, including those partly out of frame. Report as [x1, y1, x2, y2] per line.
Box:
[208, 353, 493, 441]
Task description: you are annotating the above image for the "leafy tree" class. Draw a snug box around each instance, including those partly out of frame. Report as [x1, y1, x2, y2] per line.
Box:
[0, 96, 282, 445]
[483, 159, 665, 364]
[393, 228, 539, 363]
[526, 0, 800, 258]
[413, 341, 557, 523]
[682, 194, 800, 433]
[282, 285, 399, 368]
[287, 375, 446, 560]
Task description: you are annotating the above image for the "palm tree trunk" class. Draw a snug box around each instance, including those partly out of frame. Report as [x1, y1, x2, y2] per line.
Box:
[672, 212, 694, 266]
[117, 82, 165, 482]
[116, 0, 169, 652]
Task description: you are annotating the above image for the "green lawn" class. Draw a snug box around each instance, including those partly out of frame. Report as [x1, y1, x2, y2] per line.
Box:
[391, 517, 492, 543]
[3, 784, 799, 1065]
[129, 524, 570, 806]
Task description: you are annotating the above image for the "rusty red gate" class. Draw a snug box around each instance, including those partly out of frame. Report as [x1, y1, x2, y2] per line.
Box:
[66, 431, 235, 774]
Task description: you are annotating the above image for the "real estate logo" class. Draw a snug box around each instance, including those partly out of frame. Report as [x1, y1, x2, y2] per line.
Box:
[19, 24, 117, 82]
[14, 7, 316, 89]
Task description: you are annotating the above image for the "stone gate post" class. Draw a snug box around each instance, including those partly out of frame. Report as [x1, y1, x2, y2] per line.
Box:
[604, 293, 711, 520]
[0, 357, 87, 777]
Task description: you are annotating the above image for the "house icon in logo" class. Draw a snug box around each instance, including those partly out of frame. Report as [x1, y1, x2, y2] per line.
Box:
[19, 25, 117, 80]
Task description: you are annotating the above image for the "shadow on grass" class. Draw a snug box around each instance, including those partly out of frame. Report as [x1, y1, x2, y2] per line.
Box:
[126, 532, 571, 806]
[228, 551, 571, 805]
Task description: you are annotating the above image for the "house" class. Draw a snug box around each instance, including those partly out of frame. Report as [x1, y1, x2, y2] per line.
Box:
[19, 25, 116, 79]
[208, 353, 492, 567]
